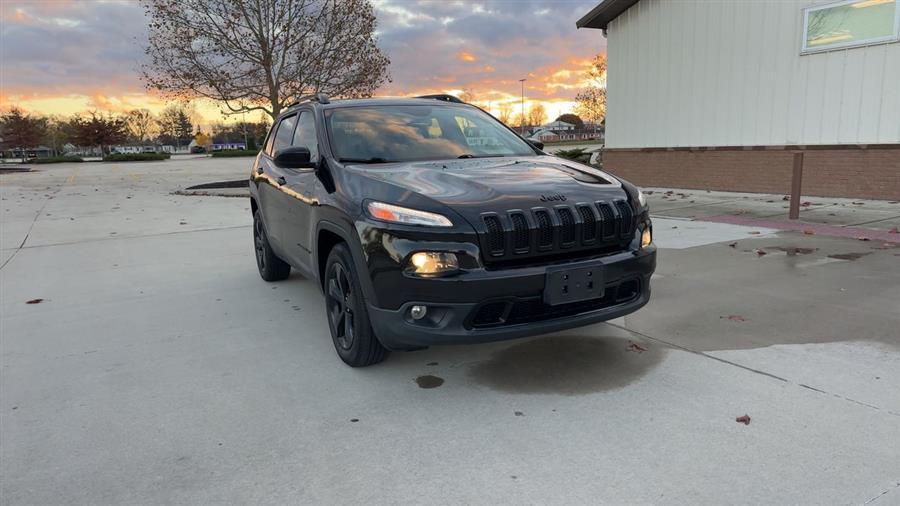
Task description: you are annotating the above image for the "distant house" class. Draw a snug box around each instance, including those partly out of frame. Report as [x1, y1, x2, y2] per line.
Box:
[188, 139, 247, 152]
[542, 120, 576, 131]
[577, 0, 900, 200]
[110, 145, 160, 154]
[528, 120, 602, 143]
[4, 146, 53, 158]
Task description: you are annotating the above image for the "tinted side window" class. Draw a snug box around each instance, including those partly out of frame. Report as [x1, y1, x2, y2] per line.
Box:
[292, 111, 318, 163]
[271, 114, 297, 154]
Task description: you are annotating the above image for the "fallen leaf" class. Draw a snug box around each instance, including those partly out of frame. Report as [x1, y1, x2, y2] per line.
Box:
[735, 414, 751, 425]
[728, 242, 737, 248]
[800, 201, 812, 207]
[721, 315, 748, 322]
[782, 195, 790, 201]
[857, 237, 871, 241]
[749, 231, 761, 235]
[755, 249, 767, 256]
[25, 298, 44, 304]
[627, 342, 648, 353]
[803, 229, 815, 235]
[514, 411, 524, 417]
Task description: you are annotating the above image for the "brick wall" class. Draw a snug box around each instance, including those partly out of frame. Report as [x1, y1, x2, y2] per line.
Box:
[602, 147, 900, 200]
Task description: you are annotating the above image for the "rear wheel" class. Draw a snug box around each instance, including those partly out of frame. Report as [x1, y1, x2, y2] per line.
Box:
[324, 243, 389, 367]
[253, 210, 291, 281]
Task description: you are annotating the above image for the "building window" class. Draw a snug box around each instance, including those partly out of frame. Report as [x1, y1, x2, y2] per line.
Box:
[802, 0, 900, 54]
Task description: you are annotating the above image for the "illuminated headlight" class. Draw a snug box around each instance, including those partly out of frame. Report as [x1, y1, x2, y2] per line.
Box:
[637, 189, 647, 208]
[367, 201, 453, 227]
[407, 251, 459, 276]
[641, 228, 652, 249]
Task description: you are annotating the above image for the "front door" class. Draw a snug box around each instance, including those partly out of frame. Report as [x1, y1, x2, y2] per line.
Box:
[257, 113, 297, 254]
[278, 110, 320, 272]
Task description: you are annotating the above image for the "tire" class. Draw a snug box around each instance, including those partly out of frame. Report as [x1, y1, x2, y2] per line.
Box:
[253, 210, 291, 281]
[324, 243, 389, 367]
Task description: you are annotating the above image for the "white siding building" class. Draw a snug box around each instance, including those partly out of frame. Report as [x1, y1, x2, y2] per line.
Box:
[578, 0, 900, 199]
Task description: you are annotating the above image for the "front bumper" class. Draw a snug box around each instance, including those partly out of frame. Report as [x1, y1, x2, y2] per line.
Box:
[367, 246, 656, 349]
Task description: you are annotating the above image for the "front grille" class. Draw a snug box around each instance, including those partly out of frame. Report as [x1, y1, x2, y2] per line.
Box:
[477, 200, 636, 266]
[535, 210, 553, 248]
[469, 278, 642, 328]
[510, 213, 529, 251]
[483, 215, 504, 255]
[557, 207, 575, 247]
[578, 205, 597, 243]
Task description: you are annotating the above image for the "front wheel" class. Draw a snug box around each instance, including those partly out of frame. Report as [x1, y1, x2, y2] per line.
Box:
[324, 243, 389, 367]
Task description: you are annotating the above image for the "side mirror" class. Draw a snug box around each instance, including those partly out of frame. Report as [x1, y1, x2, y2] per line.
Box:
[273, 147, 315, 169]
[528, 140, 544, 151]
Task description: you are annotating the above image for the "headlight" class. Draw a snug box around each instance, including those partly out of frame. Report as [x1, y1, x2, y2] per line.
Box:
[641, 228, 652, 249]
[367, 201, 453, 227]
[406, 251, 459, 276]
[637, 189, 647, 208]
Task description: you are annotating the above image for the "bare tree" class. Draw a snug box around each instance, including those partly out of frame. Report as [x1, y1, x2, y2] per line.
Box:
[156, 105, 195, 149]
[575, 87, 606, 132]
[458, 88, 475, 104]
[497, 103, 513, 125]
[575, 52, 607, 132]
[141, 0, 391, 119]
[527, 103, 547, 128]
[127, 109, 157, 142]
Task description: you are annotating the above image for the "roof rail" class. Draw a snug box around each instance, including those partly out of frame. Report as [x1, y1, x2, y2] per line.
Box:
[416, 94, 464, 103]
[287, 93, 331, 109]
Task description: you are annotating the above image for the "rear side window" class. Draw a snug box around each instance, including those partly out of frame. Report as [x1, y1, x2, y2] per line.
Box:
[271, 114, 297, 154]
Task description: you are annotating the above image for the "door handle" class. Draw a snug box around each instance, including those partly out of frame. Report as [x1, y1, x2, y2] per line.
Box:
[276, 176, 287, 186]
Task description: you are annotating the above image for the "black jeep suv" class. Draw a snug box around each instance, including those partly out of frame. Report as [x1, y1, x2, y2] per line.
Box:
[249, 94, 656, 366]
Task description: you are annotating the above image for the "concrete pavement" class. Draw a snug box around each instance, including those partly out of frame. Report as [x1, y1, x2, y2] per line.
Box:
[2, 158, 898, 504]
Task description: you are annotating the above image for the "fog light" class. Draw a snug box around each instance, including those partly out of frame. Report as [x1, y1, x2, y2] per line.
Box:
[410, 305, 427, 320]
[641, 228, 652, 249]
[407, 251, 459, 276]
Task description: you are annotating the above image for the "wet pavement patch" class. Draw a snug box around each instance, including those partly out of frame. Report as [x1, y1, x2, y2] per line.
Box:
[772, 246, 817, 256]
[415, 375, 444, 389]
[468, 335, 664, 395]
[828, 252, 872, 261]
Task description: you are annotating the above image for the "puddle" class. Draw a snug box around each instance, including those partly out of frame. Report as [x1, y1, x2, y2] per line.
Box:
[828, 252, 872, 261]
[415, 375, 444, 389]
[468, 335, 664, 395]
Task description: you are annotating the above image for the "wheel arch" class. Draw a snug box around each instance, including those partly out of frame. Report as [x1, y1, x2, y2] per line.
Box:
[314, 220, 376, 301]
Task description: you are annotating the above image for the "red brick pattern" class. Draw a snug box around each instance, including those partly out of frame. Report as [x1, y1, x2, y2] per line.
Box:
[603, 147, 900, 200]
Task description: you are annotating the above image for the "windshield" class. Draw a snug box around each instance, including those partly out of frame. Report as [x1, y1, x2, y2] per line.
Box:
[325, 104, 536, 163]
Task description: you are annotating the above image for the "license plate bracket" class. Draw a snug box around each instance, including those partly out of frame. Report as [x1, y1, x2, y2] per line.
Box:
[543, 262, 605, 306]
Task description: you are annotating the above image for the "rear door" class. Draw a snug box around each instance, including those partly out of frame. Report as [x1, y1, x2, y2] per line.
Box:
[279, 109, 320, 272]
[256, 113, 297, 253]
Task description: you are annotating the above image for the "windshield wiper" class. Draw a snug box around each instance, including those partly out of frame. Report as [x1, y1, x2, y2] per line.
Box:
[457, 154, 504, 159]
[338, 157, 395, 164]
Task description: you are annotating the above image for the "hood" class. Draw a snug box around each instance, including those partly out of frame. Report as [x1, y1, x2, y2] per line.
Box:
[348, 155, 627, 221]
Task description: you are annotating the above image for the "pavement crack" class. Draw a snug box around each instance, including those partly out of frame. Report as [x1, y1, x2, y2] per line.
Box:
[0, 188, 61, 270]
[864, 480, 900, 504]
[605, 321, 789, 383]
[14, 224, 251, 251]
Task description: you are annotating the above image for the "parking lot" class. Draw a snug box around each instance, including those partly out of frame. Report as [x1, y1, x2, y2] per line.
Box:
[2, 157, 898, 504]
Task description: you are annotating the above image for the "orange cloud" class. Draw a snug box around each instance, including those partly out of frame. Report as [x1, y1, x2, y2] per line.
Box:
[457, 51, 477, 62]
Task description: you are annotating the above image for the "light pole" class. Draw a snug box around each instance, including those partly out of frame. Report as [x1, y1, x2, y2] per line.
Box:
[519, 78, 526, 135]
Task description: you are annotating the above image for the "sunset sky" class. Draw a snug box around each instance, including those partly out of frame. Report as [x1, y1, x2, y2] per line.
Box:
[0, 0, 606, 126]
